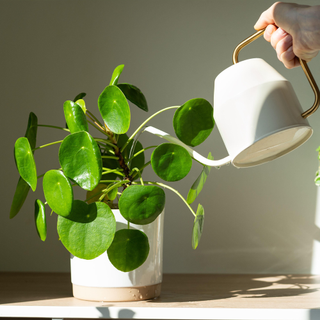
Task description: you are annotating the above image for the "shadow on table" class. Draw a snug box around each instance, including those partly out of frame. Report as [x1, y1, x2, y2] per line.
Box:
[151, 274, 320, 303]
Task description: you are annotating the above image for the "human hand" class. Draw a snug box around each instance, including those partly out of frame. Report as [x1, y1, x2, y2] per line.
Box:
[254, 2, 320, 69]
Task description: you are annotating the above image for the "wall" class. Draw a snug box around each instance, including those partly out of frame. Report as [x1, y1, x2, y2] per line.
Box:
[1, 0, 320, 274]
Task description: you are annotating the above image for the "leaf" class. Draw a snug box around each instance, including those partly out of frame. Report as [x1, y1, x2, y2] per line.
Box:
[43, 170, 73, 217]
[59, 131, 102, 191]
[25, 112, 38, 150]
[119, 185, 165, 225]
[107, 229, 149, 272]
[315, 175, 320, 186]
[110, 64, 124, 86]
[86, 183, 118, 203]
[117, 83, 148, 112]
[57, 202, 116, 260]
[192, 204, 204, 249]
[151, 143, 192, 181]
[173, 98, 214, 147]
[63, 100, 88, 133]
[75, 99, 87, 114]
[66, 200, 98, 223]
[14, 137, 37, 191]
[187, 152, 213, 204]
[98, 85, 130, 134]
[10, 177, 30, 219]
[10, 113, 38, 218]
[34, 199, 47, 241]
[73, 92, 86, 101]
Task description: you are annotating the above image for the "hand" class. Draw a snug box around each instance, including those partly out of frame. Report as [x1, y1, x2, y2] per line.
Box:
[254, 2, 320, 69]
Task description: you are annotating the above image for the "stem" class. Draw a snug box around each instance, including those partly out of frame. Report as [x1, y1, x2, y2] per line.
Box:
[101, 156, 119, 160]
[127, 146, 157, 163]
[132, 161, 151, 179]
[88, 119, 109, 136]
[94, 138, 117, 148]
[87, 110, 103, 127]
[99, 180, 130, 201]
[33, 140, 63, 151]
[142, 181, 196, 217]
[121, 106, 179, 153]
[37, 124, 70, 132]
[130, 168, 144, 185]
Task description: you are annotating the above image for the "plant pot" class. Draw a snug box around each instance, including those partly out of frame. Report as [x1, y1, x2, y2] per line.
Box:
[70, 209, 164, 302]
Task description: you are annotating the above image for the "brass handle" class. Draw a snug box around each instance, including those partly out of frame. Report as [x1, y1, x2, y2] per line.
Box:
[232, 29, 320, 119]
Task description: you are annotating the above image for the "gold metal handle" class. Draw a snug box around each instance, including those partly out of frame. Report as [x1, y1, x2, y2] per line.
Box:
[232, 29, 320, 119]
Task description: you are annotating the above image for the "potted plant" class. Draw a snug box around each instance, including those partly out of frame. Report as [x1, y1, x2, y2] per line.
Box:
[10, 65, 214, 301]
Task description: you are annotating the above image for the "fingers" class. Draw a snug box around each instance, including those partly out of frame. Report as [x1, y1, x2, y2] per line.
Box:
[280, 47, 300, 69]
[254, 2, 279, 30]
[264, 24, 277, 42]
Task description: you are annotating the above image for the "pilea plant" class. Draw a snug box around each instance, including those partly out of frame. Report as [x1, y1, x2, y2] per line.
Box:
[11, 65, 214, 272]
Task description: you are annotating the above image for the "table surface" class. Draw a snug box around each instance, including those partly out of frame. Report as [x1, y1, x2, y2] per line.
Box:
[0, 272, 320, 320]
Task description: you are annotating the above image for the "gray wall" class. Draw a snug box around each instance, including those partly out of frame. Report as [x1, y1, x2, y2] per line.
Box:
[1, 0, 320, 274]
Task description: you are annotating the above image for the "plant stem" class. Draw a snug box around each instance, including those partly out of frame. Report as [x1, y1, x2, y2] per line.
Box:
[33, 140, 63, 151]
[88, 119, 109, 136]
[37, 124, 70, 132]
[127, 145, 157, 163]
[94, 138, 117, 148]
[87, 110, 103, 127]
[141, 181, 196, 217]
[121, 106, 179, 153]
[131, 161, 151, 179]
[101, 156, 119, 160]
[99, 180, 130, 201]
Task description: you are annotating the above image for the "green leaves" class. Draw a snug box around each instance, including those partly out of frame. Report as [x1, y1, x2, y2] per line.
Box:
[34, 199, 47, 241]
[14, 137, 37, 191]
[43, 170, 73, 217]
[107, 229, 149, 272]
[25, 112, 38, 150]
[98, 85, 130, 134]
[117, 83, 148, 112]
[119, 185, 165, 225]
[151, 143, 192, 181]
[57, 202, 116, 260]
[59, 131, 102, 191]
[63, 100, 88, 134]
[192, 204, 204, 249]
[173, 98, 214, 147]
[187, 153, 213, 204]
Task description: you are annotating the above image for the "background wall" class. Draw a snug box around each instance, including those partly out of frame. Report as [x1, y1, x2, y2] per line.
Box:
[1, 0, 320, 274]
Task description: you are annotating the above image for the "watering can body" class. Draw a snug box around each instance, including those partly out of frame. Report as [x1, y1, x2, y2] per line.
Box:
[214, 57, 313, 168]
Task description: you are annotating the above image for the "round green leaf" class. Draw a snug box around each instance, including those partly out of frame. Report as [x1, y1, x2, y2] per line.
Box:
[119, 185, 165, 225]
[14, 137, 37, 191]
[107, 229, 149, 272]
[98, 85, 130, 134]
[110, 64, 124, 86]
[59, 131, 102, 191]
[63, 100, 88, 133]
[57, 202, 116, 260]
[192, 204, 204, 249]
[151, 143, 192, 181]
[34, 199, 47, 241]
[117, 83, 148, 112]
[66, 200, 98, 223]
[173, 98, 214, 147]
[75, 99, 87, 114]
[43, 170, 73, 217]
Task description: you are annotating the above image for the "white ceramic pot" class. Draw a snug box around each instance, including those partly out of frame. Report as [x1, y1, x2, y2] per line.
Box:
[70, 209, 164, 302]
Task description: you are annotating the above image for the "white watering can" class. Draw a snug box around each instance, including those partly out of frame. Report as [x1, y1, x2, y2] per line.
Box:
[146, 29, 320, 168]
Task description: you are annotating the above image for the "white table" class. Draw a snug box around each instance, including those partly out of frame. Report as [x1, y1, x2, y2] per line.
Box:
[0, 272, 319, 320]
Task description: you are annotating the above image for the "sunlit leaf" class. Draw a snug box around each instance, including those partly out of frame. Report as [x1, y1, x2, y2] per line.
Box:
[34, 199, 47, 241]
[75, 99, 87, 114]
[119, 185, 165, 225]
[173, 98, 214, 147]
[43, 170, 73, 217]
[107, 229, 149, 272]
[57, 202, 116, 260]
[110, 64, 124, 86]
[192, 204, 204, 249]
[187, 153, 213, 204]
[63, 100, 88, 133]
[59, 131, 102, 191]
[151, 143, 192, 181]
[14, 137, 37, 191]
[117, 83, 148, 112]
[98, 85, 130, 134]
